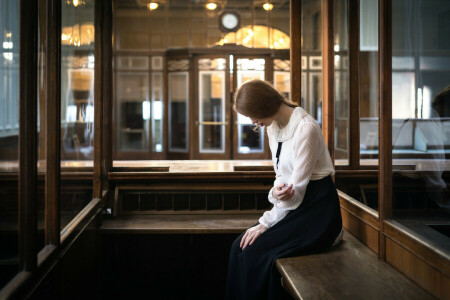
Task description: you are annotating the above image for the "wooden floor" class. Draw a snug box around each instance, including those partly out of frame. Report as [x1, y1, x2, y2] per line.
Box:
[101, 214, 259, 234]
[276, 232, 436, 300]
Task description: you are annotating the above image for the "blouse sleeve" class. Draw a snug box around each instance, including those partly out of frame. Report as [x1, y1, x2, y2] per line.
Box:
[259, 122, 321, 228]
[267, 171, 284, 204]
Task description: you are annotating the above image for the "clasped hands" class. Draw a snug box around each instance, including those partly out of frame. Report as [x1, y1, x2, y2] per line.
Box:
[272, 183, 295, 201]
[240, 183, 295, 250]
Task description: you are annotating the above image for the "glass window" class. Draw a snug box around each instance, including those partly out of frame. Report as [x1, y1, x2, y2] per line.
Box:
[359, 0, 379, 165]
[116, 72, 150, 151]
[112, 0, 290, 160]
[152, 72, 163, 152]
[114, 55, 164, 157]
[198, 58, 226, 154]
[334, 0, 349, 166]
[236, 58, 265, 154]
[392, 0, 450, 249]
[301, 0, 322, 123]
[61, 0, 95, 228]
[0, 0, 19, 288]
[168, 72, 189, 152]
[274, 59, 291, 99]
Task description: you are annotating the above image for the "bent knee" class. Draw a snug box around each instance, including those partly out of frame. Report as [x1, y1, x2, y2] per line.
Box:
[230, 235, 243, 254]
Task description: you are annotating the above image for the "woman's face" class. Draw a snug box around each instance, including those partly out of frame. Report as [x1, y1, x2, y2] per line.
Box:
[250, 116, 274, 127]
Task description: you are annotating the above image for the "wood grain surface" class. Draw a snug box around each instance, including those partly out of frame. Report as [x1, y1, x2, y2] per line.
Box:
[276, 232, 435, 300]
[101, 214, 259, 234]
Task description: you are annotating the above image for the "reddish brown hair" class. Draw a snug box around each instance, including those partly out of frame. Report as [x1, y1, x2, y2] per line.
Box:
[233, 79, 297, 119]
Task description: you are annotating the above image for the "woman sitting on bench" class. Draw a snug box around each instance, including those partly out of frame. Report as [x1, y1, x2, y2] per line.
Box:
[226, 79, 343, 300]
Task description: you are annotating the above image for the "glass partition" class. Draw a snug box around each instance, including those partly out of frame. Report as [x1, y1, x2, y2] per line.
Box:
[61, 0, 95, 228]
[0, 0, 19, 288]
[152, 72, 163, 152]
[236, 58, 265, 154]
[168, 72, 189, 152]
[116, 72, 150, 151]
[392, 0, 450, 249]
[273, 59, 290, 99]
[334, 0, 349, 165]
[113, 55, 164, 158]
[61, 0, 95, 161]
[301, 0, 322, 124]
[198, 58, 226, 153]
[359, 0, 379, 165]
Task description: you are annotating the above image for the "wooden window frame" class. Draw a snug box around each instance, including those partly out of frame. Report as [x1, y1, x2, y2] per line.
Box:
[2, 1, 448, 298]
[0, 0, 106, 297]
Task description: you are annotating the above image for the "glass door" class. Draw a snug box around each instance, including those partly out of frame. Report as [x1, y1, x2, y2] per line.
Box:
[114, 55, 165, 160]
[194, 57, 229, 159]
[233, 57, 269, 159]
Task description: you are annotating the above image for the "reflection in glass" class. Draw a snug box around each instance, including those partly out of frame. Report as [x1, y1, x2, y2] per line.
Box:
[359, 0, 379, 162]
[169, 72, 189, 152]
[61, 0, 95, 230]
[152, 73, 163, 152]
[116, 73, 149, 151]
[334, 0, 349, 165]
[274, 59, 290, 99]
[61, 0, 95, 160]
[199, 71, 225, 153]
[301, 0, 322, 123]
[392, 0, 450, 249]
[236, 58, 265, 153]
[0, 0, 19, 287]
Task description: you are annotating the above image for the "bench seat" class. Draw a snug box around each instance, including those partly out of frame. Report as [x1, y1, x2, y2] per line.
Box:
[101, 214, 259, 234]
[276, 232, 435, 300]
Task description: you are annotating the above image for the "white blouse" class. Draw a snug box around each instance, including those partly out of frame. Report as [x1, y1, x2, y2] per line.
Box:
[259, 107, 335, 228]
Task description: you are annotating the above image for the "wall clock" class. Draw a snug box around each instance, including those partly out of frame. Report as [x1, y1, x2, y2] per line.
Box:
[219, 11, 240, 33]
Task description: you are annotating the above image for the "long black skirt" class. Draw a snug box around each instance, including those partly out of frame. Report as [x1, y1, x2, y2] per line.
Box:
[225, 175, 342, 300]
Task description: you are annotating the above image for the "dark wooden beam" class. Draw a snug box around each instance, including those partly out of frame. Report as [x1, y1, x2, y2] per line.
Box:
[45, 0, 61, 247]
[348, 0, 360, 169]
[322, 0, 335, 161]
[19, 0, 38, 272]
[378, 0, 393, 260]
[102, 0, 113, 195]
[94, 0, 104, 199]
[290, 0, 302, 106]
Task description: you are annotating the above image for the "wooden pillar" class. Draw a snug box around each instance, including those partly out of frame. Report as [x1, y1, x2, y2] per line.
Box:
[378, 0, 392, 260]
[322, 0, 335, 161]
[45, 0, 61, 246]
[19, 0, 38, 272]
[290, 0, 302, 106]
[94, 0, 104, 199]
[102, 0, 113, 195]
[348, 0, 360, 169]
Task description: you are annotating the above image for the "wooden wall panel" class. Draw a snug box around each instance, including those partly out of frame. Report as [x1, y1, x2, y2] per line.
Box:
[386, 238, 450, 300]
[340, 207, 379, 255]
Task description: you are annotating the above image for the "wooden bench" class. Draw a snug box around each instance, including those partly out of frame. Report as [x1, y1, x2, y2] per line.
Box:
[276, 232, 435, 300]
[101, 214, 259, 234]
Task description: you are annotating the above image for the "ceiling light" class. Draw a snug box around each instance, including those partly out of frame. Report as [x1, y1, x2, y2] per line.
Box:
[148, 2, 158, 10]
[263, 3, 273, 11]
[206, 3, 217, 10]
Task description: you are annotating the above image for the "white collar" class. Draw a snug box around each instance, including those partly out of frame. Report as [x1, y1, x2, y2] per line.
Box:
[268, 107, 308, 142]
